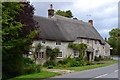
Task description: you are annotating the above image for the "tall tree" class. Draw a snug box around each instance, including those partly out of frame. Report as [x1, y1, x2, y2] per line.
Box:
[2, 2, 38, 79]
[55, 10, 73, 18]
[108, 28, 120, 55]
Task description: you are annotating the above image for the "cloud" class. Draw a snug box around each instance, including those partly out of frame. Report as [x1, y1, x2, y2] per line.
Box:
[30, 0, 119, 38]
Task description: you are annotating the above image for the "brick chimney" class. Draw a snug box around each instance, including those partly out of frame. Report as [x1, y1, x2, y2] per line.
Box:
[48, 4, 54, 18]
[88, 20, 93, 25]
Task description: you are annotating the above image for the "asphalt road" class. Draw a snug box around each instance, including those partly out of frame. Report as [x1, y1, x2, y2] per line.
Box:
[50, 63, 119, 80]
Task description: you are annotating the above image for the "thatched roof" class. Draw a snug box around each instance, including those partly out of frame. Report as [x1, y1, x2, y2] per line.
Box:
[33, 15, 105, 44]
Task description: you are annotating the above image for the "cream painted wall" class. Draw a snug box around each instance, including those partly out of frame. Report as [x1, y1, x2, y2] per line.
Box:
[31, 38, 110, 64]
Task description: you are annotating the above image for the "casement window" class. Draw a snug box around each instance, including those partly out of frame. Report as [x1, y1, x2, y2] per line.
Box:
[41, 40, 45, 44]
[87, 39, 89, 44]
[57, 52, 62, 58]
[80, 39, 83, 43]
[56, 42, 61, 45]
[36, 52, 44, 59]
[95, 40, 97, 44]
[74, 50, 79, 57]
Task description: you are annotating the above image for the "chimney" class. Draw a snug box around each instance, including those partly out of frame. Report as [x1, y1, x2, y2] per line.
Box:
[48, 4, 54, 18]
[88, 20, 93, 25]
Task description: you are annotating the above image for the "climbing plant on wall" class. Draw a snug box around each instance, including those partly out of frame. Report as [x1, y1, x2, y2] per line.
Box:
[33, 43, 42, 62]
[46, 46, 59, 61]
[68, 43, 87, 61]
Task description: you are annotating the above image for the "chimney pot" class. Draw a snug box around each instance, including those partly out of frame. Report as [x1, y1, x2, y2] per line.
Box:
[50, 4, 53, 9]
[48, 4, 54, 18]
[88, 20, 93, 25]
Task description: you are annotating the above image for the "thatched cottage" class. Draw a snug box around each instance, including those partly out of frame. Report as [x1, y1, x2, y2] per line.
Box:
[29, 4, 110, 65]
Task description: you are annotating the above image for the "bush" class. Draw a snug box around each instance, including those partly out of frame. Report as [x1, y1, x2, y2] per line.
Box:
[94, 55, 104, 61]
[85, 61, 94, 65]
[23, 64, 41, 75]
[70, 61, 80, 67]
[62, 62, 71, 68]
[23, 57, 35, 66]
[48, 66, 53, 69]
[22, 58, 41, 75]
[43, 60, 57, 67]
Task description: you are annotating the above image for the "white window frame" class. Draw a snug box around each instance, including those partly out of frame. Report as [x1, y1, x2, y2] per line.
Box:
[74, 50, 79, 57]
[56, 42, 61, 45]
[36, 52, 44, 59]
[41, 40, 46, 44]
[87, 39, 89, 44]
[57, 52, 63, 58]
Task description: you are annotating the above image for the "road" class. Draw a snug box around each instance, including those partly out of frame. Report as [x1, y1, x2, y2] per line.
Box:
[49, 63, 119, 80]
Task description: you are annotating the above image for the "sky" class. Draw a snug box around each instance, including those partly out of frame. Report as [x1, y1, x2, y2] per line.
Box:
[30, 0, 119, 39]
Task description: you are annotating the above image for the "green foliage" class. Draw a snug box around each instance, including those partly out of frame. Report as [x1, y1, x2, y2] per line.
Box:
[2, 2, 38, 79]
[43, 60, 57, 67]
[23, 57, 34, 67]
[58, 56, 86, 67]
[33, 43, 42, 62]
[23, 64, 41, 75]
[23, 58, 41, 75]
[94, 55, 103, 61]
[108, 28, 120, 55]
[68, 43, 87, 61]
[55, 10, 73, 18]
[73, 17, 78, 20]
[46, 46, 59, 61]
[47, 66, 54, 69]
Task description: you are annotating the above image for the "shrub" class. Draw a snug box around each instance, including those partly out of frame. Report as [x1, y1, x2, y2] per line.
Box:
[85, 61, 94, 65]
[43, 60, 57, 67]
[48, 66, 53, 69]
[79, 61, 87, 66]
[70, 61, 80, 67]
[94, 55, 104, 61]
[23, 64, 41, 75]
[62, 62, 71, 68]
[23, 57, 35, 67]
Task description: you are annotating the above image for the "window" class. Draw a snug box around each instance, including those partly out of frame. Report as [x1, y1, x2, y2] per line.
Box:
[39, 52, 44, 59]
[56, 42, 61, 45]
[103, 46, 104, 49]
[57, 52, 62, 58]
[36, 52, 44, 59]
[87, 39, 89, 44]
[36, 52, 39, 58]
[95, 40, 97, 44]
[80, 39, 83, 43]
[41, 40, 45, 44]
[74, 50, 79, 57]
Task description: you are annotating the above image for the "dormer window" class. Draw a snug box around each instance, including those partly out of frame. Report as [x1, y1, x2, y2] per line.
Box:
[56, 42, 61, 45]
[41, 40, 45, 44]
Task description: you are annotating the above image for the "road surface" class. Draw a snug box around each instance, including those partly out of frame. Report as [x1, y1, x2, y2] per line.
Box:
[50, 63, 119, 80]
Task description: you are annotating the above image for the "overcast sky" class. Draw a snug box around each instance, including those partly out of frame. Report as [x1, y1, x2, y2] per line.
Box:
[30, 0, 119, 39]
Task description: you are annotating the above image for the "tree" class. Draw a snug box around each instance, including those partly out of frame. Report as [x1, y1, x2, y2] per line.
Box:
[55, 10, 73, 18]
[108, 28, 120, 55]
[68, 43, 87, 61]
[46, 46, 59, 61]
[33, 43, 42, 62]
[2, 2, 38, 79]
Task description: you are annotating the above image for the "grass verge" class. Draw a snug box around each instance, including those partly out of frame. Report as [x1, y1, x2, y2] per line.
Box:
[9, 71, 61, 80]
[66, 63, 116, 71]
[53, 61, 118, 71]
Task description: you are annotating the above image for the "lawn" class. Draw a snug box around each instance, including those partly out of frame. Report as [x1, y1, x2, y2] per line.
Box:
[66, 63, 116, 71]
[53, 59, 118, 71]
[9, 59, 118, 80]
[9, 71, 61, 80]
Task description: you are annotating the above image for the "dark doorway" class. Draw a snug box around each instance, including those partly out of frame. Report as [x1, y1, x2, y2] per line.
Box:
[87, 51, 91, 61]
